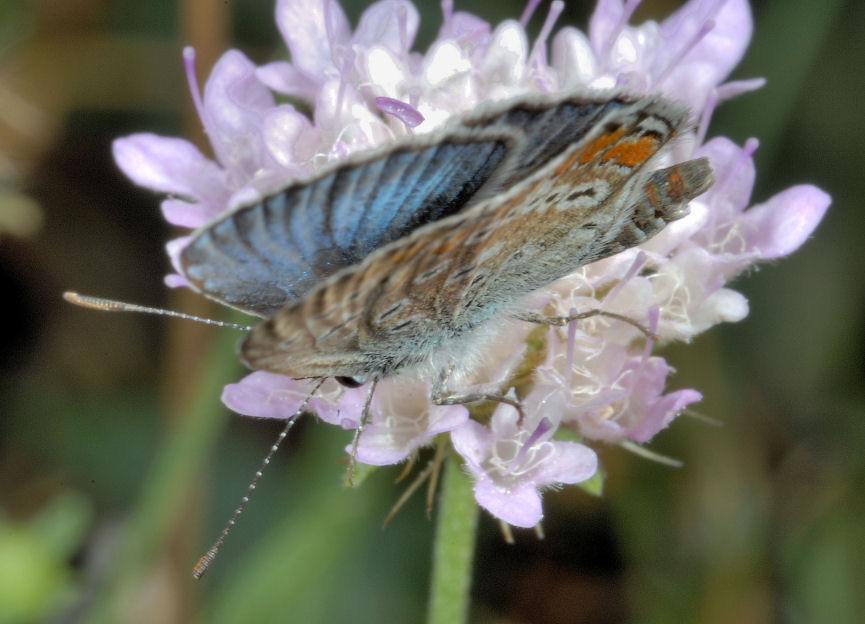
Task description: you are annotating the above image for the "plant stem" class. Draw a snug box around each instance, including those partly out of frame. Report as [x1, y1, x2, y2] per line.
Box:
[428, 451, 479, 624]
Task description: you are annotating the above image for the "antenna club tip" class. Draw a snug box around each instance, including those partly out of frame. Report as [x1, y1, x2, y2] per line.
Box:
[63, 291, 81, 303]
[192, 548, 217, 580]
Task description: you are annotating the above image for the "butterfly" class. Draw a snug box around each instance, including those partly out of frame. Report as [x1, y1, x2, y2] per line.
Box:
[179, 91, 713, 389]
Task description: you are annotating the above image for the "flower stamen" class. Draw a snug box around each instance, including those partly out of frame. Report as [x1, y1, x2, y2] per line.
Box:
[696, 89, 718, 148]
[182, 47, 209, 139]
[519, 0, 543, 28]
[718, 137, 759, 195]
[528, 0, 564, 87]
[508, 417, 554, 471]
[651, 19, 715, 90]
[376, 96, 425, 128]
[599, 0, 641, 71]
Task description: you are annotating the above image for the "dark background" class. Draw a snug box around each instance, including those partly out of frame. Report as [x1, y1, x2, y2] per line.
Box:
[1, 0, 862, 622]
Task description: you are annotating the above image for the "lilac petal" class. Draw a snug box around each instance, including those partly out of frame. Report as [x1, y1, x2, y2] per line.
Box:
[422, 40, 476, 92]
[256, 61, 321, 101]
[222, 371, 319, 419]
[275, 0, 351, 80]
[353, 407, 466, 464]
[362, 46, 411, 99]
[450, 419, 493, 473]
[353, 435, 412, 466]
[660, 61, 722, 110]
[225, 185, 267, 214]
[438, 10, 491, 45]
[164, 274, 188, 288]
[309, 385, 367, 428]
[588, 0, 628, 56]
[534, 441, 598, 484]
[354, 0, 420, 55]
[474, 478, 542, 528]
[112, 135, 224, 199]
[551, 26, 597, 88]
[433, 407, 470, 435]
[661, 0, 752, 85]
[262, 105, 316, 168]
[375, 97, 424, 127]
[627, 388, 702, 443]
[166, 236, 191, 278]
[203, 50, 276, 175]
[740, 185, 830, 259]
[716, 77, 766, 101]
[697, 136, 756, 216]
[699, 288, 749, 324]
[353, 384, 468, 464]
[160, 198, 217, 228]
[314, 80, 390, 149]
[480, 20, 529, 89]
[205, 51, 275, 127]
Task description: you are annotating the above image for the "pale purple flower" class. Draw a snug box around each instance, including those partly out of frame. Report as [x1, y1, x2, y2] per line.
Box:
[452, 394, 597, 527]
[223, 371, 366, 426]
[347, 379, 468, 466]
[530, 327, 702, 443]
[113, 0, 829, 528]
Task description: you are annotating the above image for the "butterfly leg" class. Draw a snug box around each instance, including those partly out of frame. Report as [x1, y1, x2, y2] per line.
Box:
[347, 377, 379, 486]
[431, 366, 527, 423]
[514, 310, 657, 341]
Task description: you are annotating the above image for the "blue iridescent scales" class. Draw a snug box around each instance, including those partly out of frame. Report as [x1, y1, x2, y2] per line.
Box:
[180, 91, 713, 381]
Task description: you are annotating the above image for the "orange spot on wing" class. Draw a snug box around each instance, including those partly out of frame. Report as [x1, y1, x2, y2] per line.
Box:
[643, 179, 660, 206]
[575, 128, 624, 165]
[555, 150, 582, 175]
[664, 168, 684, 197]
[600, 135, 658, 167]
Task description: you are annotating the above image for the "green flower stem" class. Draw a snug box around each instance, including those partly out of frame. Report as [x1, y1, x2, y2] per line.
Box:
[428, 451, 479, 624]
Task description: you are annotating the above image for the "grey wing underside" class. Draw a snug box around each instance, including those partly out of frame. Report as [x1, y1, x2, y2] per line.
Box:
[179, 95, 625, 317]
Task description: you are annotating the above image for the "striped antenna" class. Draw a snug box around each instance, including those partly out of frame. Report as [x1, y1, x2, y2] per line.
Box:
[63, 292, 253, 331]
[192, 378, 325, 579]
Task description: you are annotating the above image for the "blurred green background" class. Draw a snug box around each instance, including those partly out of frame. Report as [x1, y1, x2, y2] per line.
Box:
[1, 0, 862, 622]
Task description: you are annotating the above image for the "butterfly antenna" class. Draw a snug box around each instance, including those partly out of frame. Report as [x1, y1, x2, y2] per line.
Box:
[63, 292, 253, 331]
[347, 377, 379, 487]
[192, 378, 325, 580]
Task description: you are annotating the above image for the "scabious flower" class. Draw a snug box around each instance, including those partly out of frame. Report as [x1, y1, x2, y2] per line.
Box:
[112, 0, 829, 529]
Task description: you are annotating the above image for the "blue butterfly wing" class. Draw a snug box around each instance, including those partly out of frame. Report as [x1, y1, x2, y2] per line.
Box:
[180, 137, 509, 317]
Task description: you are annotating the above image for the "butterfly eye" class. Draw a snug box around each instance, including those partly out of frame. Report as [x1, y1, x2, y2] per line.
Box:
[336, 376, 366, 388]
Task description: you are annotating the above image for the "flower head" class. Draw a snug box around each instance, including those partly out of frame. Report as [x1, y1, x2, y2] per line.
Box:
[113, 0, 829, 528]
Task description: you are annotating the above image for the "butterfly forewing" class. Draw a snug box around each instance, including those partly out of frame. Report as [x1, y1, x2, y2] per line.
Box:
[461, 96, 626, 185]
[180, 135, 514, 317]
